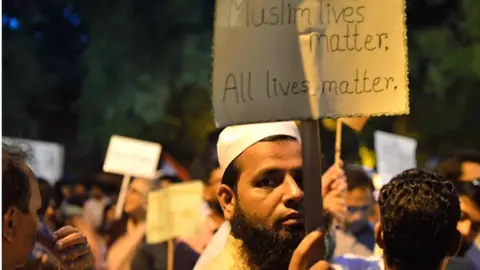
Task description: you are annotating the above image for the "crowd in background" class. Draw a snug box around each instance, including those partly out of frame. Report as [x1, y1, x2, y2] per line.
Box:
[3, 121, 480, 270]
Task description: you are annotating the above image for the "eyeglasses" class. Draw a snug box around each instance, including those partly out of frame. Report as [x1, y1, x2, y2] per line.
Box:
[347, 205, 370, 213]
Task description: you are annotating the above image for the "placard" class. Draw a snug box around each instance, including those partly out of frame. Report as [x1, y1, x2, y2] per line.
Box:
[374, 131, 417, 185]
[103, 135, 162, 179]
[212, 0, 409, 126]
[146, 182, 204, 244]
[3, 137, 64, 184]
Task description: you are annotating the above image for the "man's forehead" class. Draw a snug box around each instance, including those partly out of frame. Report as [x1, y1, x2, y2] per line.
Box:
[237, 140, 302, 172]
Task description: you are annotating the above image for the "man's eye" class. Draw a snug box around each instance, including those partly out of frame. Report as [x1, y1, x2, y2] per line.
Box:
[258, 178, 278, 187]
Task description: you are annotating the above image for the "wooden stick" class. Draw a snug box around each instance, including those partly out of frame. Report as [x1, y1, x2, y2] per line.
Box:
[167, 239, 174, 270]
[299, 119, 324, 232]
[114, 174, 131, 220]
[335, 120, 343, 165]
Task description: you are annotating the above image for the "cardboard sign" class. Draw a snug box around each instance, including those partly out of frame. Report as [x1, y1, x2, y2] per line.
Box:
[212, 0, 409, 126]
[374, 131, 417, 185]
[146, 182, 204, 244]
[103, 135, 162, 179]
[3, 137, 64, 184]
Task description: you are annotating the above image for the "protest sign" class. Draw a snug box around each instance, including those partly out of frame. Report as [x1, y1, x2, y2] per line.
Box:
[146, 181, 204, 244]
[103, 135, 162, 219]
[3, 137, 64, 184]
[212, 0, 409, 127]
[374, 131, 417, 185]
[103, 135, 162, 179]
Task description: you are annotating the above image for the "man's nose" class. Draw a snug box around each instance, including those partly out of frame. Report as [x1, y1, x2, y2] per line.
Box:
[282, 174, 304, 205]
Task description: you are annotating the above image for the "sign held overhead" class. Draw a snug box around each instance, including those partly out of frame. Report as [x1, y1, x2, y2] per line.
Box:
[212, 0, 409, 126]
[103, 135, 162, 179]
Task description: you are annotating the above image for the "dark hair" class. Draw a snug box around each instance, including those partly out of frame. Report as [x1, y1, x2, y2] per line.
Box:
[221, 135, 298, 192]
[454, 181, 480, 206]
[345, 165, 374, 192]
[434, 149, 480, 181]
[37, 178, 53, 216]
[2, 143, 33, 215]
[190, 128, 223, 185]
[379, 169, 460, 270]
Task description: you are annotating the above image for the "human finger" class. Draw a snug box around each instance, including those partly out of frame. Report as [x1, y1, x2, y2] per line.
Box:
[53, 226, 77, 240]
[55, 233, 88, 250]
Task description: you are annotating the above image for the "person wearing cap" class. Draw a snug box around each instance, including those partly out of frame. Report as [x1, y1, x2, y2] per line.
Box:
[201, 121, 346, 269]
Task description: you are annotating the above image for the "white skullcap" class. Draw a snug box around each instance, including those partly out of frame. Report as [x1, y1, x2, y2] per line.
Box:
[217, 121, 301, 171]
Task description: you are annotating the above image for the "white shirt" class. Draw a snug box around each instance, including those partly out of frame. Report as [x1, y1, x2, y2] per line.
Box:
[193, 221, 231, 270]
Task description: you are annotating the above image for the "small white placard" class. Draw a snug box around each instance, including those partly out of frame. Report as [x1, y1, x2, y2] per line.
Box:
[3, 137, 65, 184]
[374, 131, 417, 185]
[103, 135, 162, 179]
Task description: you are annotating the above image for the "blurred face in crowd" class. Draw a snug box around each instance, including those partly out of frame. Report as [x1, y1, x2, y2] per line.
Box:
[124, 178, 151, 217]
[204, 168, 223, 215]
[3, 164, 42, 269]
[219, 137, 304, 269]
[460, 162, 480, 181]
[346, 186, 373, 233]
[74, 184, 87, 198]
[91, 186, 104, 200]
[457, 195, 480, 255]
[61, 185, 72, 199]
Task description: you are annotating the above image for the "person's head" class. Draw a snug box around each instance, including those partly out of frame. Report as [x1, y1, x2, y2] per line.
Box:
[157, 175, 182, 189]
[36, 178, 53, 217]
[2, 144, 42, 269]
[435, 149, 480, 182]
[73, 183, 87, 198]
[345, 166, 375, 232]
[376, 169, 461, 270]
[454, 181, 480, 256]
[217, 121, 304, 269]
[90, 185, 104, 200]
[201, 129, 223, 216]
[124, 178, 152, 218]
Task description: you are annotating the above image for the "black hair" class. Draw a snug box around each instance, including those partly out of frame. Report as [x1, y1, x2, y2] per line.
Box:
[434, 149, 480, 181]
[190, 128, 223, 185]
[221, 135, 297, 193]
[454, 181, 480, 206]
[2, 143, 33, 215]
[37, 177, 53, 216]
[345, 165, 374, 192]
[379, 169, 460, 270]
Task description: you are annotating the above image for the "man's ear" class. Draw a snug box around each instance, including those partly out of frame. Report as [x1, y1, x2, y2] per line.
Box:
[218, 184, 236, 221]
[448, 229, 462, 256]
[375, 221, 385, 249]
[3, 207, 18, 242]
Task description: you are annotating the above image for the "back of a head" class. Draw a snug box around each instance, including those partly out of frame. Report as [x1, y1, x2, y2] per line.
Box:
[378, 169, 460, 270]
[2, 143, 32, 216]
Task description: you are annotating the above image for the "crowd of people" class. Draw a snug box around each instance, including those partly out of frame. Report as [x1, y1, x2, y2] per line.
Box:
[3, 121, 480, 270]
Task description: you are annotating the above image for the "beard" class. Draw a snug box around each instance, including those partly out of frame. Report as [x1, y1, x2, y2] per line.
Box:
[230, 202, 305, 270]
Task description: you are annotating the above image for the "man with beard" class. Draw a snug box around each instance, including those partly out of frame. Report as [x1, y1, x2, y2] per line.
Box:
[3, 143, 93, 270]
[203, 121, 345, 269]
